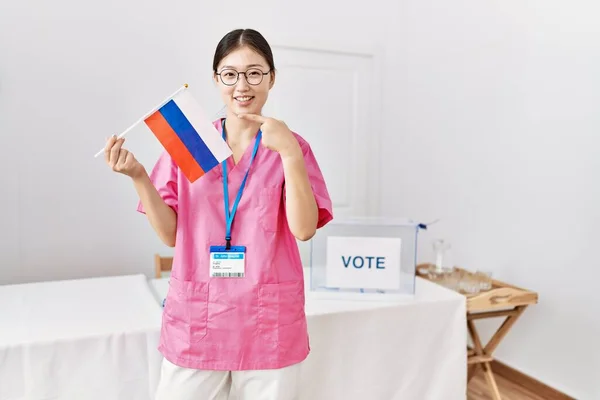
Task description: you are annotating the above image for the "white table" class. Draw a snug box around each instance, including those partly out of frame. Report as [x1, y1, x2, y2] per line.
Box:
[149, 273, 467, 400]
[0, 274, 163, 400]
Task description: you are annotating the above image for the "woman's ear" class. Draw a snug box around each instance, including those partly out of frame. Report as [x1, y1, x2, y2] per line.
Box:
[268, 71, 276, 89]
[213, 72, 220, 85]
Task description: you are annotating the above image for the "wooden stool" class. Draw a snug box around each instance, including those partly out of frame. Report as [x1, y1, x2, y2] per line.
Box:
[417, 264, 538, 400]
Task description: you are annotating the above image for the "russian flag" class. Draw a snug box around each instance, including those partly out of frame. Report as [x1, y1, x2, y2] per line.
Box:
[144, 89, 232, 182]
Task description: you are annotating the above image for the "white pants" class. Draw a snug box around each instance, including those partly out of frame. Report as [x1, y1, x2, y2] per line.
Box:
[154, 358, 302, 400]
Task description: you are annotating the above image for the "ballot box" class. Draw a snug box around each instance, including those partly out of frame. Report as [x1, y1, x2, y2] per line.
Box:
[308, 218, 426, 300]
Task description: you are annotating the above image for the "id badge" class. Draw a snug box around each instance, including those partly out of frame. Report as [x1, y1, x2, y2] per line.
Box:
[209, 246, 246, 278]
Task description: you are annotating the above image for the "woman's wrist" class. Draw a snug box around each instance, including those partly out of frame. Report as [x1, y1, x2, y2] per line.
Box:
[279, 140, 303, 162]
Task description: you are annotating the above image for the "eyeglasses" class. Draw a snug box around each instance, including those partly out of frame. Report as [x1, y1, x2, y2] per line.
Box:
[216, 68, 270, 86]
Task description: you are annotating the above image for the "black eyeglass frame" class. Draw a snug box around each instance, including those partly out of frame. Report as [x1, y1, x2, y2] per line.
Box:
[216, 68, 271, 86]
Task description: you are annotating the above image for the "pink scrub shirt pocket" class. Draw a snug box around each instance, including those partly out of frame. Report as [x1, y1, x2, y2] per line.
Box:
[257, 280, 305, 338]
[258, 187, 283, 233]
[163, 276, 210, 343]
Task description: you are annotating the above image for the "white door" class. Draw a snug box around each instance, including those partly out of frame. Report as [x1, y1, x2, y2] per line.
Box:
[263, 44, 382, 264]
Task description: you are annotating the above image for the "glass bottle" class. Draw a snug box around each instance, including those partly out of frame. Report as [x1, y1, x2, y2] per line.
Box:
[431, 239, 452, 275]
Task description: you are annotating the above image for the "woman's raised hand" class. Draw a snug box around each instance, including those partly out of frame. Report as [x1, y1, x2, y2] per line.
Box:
[104, 135, 145, 179]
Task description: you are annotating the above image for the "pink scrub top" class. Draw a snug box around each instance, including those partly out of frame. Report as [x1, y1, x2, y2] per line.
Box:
[138, 119, 333, 371]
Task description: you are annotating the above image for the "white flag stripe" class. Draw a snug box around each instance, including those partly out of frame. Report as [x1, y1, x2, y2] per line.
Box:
[173, 90, 232, 163]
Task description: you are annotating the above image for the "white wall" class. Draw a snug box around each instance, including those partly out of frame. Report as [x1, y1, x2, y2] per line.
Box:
[1, 0, 598, 398]
[381, 1, 600, 399]
[0, 0, 385, 282]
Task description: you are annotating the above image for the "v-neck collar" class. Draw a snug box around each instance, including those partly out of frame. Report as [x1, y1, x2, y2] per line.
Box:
[220, 118, 260, 177]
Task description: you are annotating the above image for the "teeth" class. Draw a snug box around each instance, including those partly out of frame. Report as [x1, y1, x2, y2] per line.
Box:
[236, 96, 252, 101]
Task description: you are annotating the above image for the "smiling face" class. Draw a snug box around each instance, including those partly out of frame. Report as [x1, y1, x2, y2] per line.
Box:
[214, 46, 274, 117]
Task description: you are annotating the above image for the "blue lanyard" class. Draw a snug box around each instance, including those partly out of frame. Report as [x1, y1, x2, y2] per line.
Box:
[222, 121, 262, 250]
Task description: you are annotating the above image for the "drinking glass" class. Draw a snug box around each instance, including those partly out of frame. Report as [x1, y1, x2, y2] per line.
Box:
[475, 270, 493, 291]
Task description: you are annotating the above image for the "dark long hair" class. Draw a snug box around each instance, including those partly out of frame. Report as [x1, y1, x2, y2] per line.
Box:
[212, 29, 275, 73]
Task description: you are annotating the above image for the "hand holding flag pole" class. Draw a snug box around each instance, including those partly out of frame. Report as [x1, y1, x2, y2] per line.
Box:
[93, 84, 189, 158]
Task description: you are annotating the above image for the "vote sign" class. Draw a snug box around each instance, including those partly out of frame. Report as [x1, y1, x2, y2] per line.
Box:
[325, 236, 402, 290]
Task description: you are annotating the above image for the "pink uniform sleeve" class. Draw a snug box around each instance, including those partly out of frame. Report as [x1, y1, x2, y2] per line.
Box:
[295, 140, 333, 229]
[136, 151, 179, 214]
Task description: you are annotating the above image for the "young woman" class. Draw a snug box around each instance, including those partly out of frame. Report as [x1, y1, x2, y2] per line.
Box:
[103, 28, 333, 400]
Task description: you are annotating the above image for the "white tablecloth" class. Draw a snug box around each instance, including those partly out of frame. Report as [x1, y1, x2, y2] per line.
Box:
[149, 273, 467, 400]
[0, 274, 163, 400]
